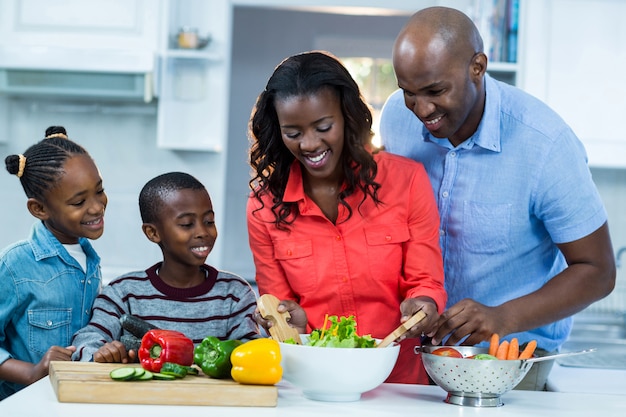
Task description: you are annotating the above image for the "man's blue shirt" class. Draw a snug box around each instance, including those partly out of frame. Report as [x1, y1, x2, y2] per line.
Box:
[0, 221, 101, 399]
[380, 74, 607, 351]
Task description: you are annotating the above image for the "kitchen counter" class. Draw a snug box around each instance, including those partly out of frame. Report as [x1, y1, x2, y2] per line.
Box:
[548, 363, 626, 395]
[2, 375, 626, 417]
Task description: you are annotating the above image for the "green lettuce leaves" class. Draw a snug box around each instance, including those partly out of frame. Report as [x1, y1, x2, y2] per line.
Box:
[307, 315, 376, 348]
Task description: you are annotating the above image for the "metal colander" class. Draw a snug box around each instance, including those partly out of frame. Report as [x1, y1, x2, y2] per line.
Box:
[419, 346, 533, 407]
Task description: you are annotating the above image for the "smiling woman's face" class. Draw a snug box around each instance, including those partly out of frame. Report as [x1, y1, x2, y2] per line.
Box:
[275, 88, 345, 184]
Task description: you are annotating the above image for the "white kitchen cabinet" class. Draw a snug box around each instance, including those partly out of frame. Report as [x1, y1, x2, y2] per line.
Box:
[155, 0, 232, 151]
[0, 0, 159, 50]
[521, 0, 626, 168]
[0, 0, 159, 73]
[0, 0, 159, 103]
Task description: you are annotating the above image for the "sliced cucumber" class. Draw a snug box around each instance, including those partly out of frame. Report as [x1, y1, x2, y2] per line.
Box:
[132, 367, 146, 379]
[185, 366, 199, 375]
[152, 372, 177, 380]
[110, 366, 178, 381]
[135, 370, 154, 381]
[160, 362, 188, 378]
[110, 367, 137, 381]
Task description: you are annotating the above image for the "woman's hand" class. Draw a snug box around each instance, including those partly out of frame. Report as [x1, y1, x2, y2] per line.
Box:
[253, 299, 308, 334]
[398, 296, 440, 341]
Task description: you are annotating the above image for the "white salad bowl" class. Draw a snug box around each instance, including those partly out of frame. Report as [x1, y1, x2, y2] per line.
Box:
[279, 334, 400, 402]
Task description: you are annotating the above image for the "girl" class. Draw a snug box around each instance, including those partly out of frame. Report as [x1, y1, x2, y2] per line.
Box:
[0, 126, 107, 399]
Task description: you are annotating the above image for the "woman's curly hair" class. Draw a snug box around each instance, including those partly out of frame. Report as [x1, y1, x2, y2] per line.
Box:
[248, 51, 381, 229]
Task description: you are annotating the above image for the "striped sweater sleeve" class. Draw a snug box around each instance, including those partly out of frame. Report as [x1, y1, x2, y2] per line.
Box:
[70, 273, 138, 361]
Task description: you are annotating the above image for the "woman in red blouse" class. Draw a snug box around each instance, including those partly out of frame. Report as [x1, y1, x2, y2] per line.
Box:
[247, 51, 446, 384]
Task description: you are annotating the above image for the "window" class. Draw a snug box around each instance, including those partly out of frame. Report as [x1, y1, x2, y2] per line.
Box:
[342, 57, 397, 148]
[314, 34, 401, 149]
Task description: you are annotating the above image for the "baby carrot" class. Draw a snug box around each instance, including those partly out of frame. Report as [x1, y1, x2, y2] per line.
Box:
[488, 333, 500, 357]
[495, 340, 509, 360]
[518, 340, 538, 360]
[507, 337, 519, 360]
[320, 314, 329, 340]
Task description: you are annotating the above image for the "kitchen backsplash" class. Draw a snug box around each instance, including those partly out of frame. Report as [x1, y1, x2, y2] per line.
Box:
[581, 168, 626, 316]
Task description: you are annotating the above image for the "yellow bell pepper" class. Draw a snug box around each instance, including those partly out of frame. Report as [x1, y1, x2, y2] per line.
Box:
[230, 338, 282, 385]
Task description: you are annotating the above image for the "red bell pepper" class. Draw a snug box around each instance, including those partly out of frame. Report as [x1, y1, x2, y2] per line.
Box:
[138, 329, 194, 373]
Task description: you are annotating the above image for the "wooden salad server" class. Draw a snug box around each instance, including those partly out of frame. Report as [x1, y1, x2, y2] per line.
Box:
[257, 294, 302, 344]
[377, 310, 427, 348]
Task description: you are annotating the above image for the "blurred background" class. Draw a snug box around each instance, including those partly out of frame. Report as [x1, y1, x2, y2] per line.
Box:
[0, 0, 624, 324]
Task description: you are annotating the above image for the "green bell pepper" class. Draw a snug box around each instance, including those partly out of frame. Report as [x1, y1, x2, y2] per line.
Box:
[194, 336, 242, 379]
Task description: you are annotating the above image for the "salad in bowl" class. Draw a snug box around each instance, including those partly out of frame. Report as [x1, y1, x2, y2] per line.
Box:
[279, 315, 399, 402]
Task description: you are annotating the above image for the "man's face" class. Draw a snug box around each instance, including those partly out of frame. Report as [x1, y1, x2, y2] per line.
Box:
[393, 37, 484, 146]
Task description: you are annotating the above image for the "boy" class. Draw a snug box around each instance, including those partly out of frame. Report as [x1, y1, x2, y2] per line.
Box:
[72, 172, 258, 363]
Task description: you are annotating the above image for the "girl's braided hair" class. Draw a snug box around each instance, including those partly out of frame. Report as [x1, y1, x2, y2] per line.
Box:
[5, 126, 89, 201]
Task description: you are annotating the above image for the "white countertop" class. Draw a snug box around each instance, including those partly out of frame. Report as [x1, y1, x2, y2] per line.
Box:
[2, 374, 626, 417]
[547, 363, 626, 395]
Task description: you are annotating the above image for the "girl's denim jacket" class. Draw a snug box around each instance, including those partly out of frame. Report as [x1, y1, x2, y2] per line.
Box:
[0, 221, 101, 399]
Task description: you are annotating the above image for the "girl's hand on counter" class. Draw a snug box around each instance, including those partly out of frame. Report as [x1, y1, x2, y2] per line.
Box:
[33, 345, 76, 383]
[0, 346, 73, 387]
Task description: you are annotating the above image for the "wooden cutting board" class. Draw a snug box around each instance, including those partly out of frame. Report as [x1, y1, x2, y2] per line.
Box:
[49, 361, 277, 407]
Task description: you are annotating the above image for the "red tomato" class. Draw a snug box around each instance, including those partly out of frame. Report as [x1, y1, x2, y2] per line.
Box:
[431, 347, 463, 358]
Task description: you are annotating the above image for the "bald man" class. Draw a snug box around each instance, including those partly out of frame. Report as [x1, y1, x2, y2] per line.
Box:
[380, 7, 615, 390]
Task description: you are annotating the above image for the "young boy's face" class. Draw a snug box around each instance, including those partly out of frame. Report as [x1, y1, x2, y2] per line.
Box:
[152, 188, 217, 268]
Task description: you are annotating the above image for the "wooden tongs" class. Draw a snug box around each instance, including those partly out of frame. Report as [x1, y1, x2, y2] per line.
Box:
[377, 310, 427, 348]
[257, 294, 302, 344]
